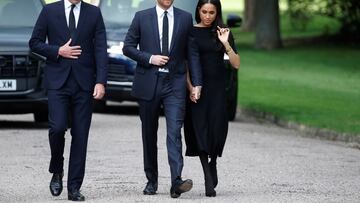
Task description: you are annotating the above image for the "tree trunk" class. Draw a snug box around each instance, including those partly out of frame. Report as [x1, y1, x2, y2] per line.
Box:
[243, 0, 257, 31]
[255, 0, 283, 49]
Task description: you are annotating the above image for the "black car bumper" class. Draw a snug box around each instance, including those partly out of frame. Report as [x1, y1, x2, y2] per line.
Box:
[0, 89, 47, 114]
[105, 81, 136, 102]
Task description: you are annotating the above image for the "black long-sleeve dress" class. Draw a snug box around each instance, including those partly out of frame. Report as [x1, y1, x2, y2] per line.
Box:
[184, 26, 238, 157]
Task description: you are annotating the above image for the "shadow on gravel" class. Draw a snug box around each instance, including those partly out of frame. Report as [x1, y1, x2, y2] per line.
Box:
[0, 121, 48, 129]
[0, 103, 140, 129]
[0, 102, 141, 129]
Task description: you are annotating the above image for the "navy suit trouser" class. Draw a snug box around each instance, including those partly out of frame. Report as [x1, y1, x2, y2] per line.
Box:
[47, 70, 93, 191]
[138, 72, 185, 185]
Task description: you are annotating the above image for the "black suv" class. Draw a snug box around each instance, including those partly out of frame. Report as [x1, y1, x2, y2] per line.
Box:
[0, 0, 48, 122]
[99, 0, 240, 120]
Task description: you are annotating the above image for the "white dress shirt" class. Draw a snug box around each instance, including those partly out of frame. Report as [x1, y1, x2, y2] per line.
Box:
[150, 5, 174, 69]
[64, 0, 81, 28]
[156, 5, 174, 53]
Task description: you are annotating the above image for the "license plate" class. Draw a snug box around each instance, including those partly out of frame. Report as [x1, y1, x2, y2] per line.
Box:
[0, 79, 16, 91]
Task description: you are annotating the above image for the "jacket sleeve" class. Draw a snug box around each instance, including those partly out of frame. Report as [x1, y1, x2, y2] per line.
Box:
[187, 17, 202, 87]
[28, 7, 59, 62]
[122, 12, 152, 68]
[94, 8, 108, 85]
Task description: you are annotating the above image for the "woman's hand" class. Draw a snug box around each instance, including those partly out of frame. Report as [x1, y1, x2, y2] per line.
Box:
[190, 86, 201, 103]
[217, 26, 230, 44]
[190, 93, 197, 103]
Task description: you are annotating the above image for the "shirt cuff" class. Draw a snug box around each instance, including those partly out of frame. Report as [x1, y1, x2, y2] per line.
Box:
[149, 55, 153, 64]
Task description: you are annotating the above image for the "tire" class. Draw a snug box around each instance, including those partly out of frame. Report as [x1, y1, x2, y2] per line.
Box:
[34, 111, 48, 123]
[93, 100, 106, 112]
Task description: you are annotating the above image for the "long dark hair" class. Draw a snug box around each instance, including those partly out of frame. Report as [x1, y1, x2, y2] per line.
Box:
[195, 0, 226, 51]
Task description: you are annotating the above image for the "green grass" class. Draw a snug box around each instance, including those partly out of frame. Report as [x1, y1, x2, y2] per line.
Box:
[237, 45, 360, 134]
[222, 2, 360, 135]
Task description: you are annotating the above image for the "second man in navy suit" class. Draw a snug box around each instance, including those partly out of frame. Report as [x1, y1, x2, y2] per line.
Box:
[123, 0, 202, 198]
[29, 0, 107, 201]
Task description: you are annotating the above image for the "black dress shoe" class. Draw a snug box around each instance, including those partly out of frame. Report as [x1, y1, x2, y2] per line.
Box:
[143, 181, 157, 195]
[68, 190, 85, 201]
[50, 172, 63, 196]
[170, 178, 193, 198]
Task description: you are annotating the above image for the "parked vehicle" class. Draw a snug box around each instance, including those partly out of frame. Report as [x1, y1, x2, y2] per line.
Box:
[99, 0, 241, 120]
[0, 0, 48, 122]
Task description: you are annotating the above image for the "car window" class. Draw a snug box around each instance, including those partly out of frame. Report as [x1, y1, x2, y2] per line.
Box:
[100, 0, 197, 29]
[0, 0, 43, 27]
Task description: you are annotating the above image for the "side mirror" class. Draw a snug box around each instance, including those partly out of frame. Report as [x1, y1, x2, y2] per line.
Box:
[227, 14, 242, 28]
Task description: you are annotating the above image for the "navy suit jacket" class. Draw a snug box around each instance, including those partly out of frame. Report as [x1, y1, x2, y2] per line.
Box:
[29, 0, 107, 91]
[123, 7, 202, 101]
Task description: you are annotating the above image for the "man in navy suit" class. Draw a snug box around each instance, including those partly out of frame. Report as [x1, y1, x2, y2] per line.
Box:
[29, 0, 107, 201]
[123, 0, 202, 198]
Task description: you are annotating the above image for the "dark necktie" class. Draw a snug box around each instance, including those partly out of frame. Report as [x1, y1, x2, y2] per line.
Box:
[162, 11, 169, 56]
[69, 4, 76, 40]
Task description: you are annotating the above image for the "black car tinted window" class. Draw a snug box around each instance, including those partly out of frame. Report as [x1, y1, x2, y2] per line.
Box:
[0, 0, 42, 27]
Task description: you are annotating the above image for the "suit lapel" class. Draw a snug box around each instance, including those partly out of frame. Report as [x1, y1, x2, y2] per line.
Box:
[58, 0, 71, 39]
[72, 1, 86, 44]
[169, 8, 180, 55]
[151, 7, 161, 53]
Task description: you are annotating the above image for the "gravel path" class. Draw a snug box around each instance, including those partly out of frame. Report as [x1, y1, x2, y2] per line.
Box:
[0, 112, 359, 202]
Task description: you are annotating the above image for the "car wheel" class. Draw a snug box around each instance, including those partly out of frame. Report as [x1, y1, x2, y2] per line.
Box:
[34, 111, 48, 123]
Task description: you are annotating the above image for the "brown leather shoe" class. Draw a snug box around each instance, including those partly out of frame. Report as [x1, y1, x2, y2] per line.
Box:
[170, 178, 193, 198]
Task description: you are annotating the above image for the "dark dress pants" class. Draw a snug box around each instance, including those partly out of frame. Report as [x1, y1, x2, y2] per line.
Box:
[138, 72, 185, 185]
[47, 70, 93, 191]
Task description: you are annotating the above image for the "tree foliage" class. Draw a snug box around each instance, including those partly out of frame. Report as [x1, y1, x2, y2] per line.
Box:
[324, 0, 360, 35]
[288, 0, 360, 36]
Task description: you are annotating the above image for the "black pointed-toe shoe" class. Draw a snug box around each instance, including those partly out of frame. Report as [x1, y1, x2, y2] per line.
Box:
[50, 173, 63, 196]
[170, 178, 193, 198]
[68, 190, 85, 201]
[143, 181, 158, 195]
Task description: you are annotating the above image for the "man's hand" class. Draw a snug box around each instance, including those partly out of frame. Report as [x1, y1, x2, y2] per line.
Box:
[151, 55, 169, 66]
[58, 39, 82, 59]
[93, 83, 105, 100]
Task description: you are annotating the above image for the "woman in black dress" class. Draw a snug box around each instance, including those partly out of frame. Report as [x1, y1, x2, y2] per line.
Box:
[184, 0, 240, 197]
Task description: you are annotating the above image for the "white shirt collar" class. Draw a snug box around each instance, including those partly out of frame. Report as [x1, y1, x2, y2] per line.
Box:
[64, 0, 81, 10]
[156, 4, 174, 18]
